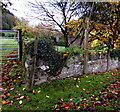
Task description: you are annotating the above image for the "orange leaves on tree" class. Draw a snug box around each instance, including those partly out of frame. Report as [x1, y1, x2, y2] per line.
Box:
[64, 19, 83, 36]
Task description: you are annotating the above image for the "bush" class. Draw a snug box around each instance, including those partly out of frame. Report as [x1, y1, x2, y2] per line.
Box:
[3, 22, 10, 30]
[110, 50, 120, 59]
[23, 32, 34, 41]
[56, 40, 66, 46]
[26, 39, 65, 76]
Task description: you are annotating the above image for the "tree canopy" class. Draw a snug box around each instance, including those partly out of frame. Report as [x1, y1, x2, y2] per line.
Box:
[2, 10, 16, 30]
[28, 0, 84, 47]
[64, 2, 120, 50]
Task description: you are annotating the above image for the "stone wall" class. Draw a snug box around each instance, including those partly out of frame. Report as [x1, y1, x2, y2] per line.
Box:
[25, 54, 119, 85]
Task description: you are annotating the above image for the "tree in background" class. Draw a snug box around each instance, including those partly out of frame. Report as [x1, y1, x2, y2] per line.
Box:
[64, 19, 85, 46]
[33, 24, 61, 41]
[13, 18, 30, 35]
[26, 23, 62, 43]
[90, 2, 120, 50]
[0, 1, 16, 30]
[12, 18, 35, 41]
[28, 0, 84, 47]
[64, 2, 120, 50]
[2, 10, 16, 30]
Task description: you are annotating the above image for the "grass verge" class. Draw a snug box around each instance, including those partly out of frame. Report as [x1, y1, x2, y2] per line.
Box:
[1, 61, 120, 111]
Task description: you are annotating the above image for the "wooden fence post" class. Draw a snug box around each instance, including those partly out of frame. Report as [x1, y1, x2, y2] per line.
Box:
[0, 9, 2, 30]
[118, 50, 120, 68]
[18, 29, 22, 61]
[29, 32, 38, 88]
[106, 37, 112, 71]
[106, 49, 110, 71]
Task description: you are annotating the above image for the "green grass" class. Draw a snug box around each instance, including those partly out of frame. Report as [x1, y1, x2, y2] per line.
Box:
[0, 38, 18, 59]
[2, 61, 120, 111]
[54, 45, 105, 53]
[54, 46, 66, 52]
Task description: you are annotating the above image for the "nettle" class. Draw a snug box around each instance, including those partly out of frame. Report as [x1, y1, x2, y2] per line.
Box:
[26, 39, 66, 76]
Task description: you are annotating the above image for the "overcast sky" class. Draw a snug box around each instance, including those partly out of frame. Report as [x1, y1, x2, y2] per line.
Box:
[8, 0, 43, 26]
[8, 0, 68, 28]
[7, 0, 118, 27]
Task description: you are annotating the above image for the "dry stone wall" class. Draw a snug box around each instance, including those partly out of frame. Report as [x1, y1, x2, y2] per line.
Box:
[25, 53, 119, 85]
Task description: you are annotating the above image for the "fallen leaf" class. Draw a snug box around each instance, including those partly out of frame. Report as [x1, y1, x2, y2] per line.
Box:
[1, 100, 6, 104]
[61, 103, 67, 107]
[86, 91, 90, 93]
[46, 95, 50, 98]
[6, 93, 11, 96]
[95, 97, 99, 100]
[54, 104, 58, 109]
[19, 96, 24, 99]
[80, 99, 83, 101]
[13, 95, 19, 99]
[19, 100, 22, 104]
[83, 88, 86, 91]
[86, 81, 91, 82]
[37, 90, 41, 93]
[65, 106, 70, 110]
[76, 106, 80, 110]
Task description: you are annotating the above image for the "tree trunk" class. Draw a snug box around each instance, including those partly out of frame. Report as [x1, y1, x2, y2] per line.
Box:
[118, 50, 120, 69]
[106, 37, 112, 71]
[106, 49, 110, 71]
[64, 33, 69, 47]
[83, 17, 89, 74]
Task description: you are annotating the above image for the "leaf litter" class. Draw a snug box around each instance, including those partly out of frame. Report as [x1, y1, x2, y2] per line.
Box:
[1, 60, 120, 111]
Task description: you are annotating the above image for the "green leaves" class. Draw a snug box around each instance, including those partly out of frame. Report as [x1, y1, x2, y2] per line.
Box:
[26, 39, 65, 76]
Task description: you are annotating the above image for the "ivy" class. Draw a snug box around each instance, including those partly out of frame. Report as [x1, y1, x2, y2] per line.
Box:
[26, 39, 65, 76]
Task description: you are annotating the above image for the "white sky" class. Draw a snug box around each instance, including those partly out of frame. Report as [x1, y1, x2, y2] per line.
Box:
[8, 0, 66, 27]
[7, 0, 70, 28]
[8, 0, 43, 26]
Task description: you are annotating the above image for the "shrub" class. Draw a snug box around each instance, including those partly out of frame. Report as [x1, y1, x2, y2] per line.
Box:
[26, 39, 65, 76]
[110, 50, 120, 59]
[56, 40, 66, 46]
[23, 32, 34, 41]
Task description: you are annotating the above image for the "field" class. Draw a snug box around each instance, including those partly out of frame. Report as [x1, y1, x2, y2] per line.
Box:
[0, 38, 18, 61]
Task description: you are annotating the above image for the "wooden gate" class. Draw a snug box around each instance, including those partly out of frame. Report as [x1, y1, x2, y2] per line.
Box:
[0, 29, 22, 61]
